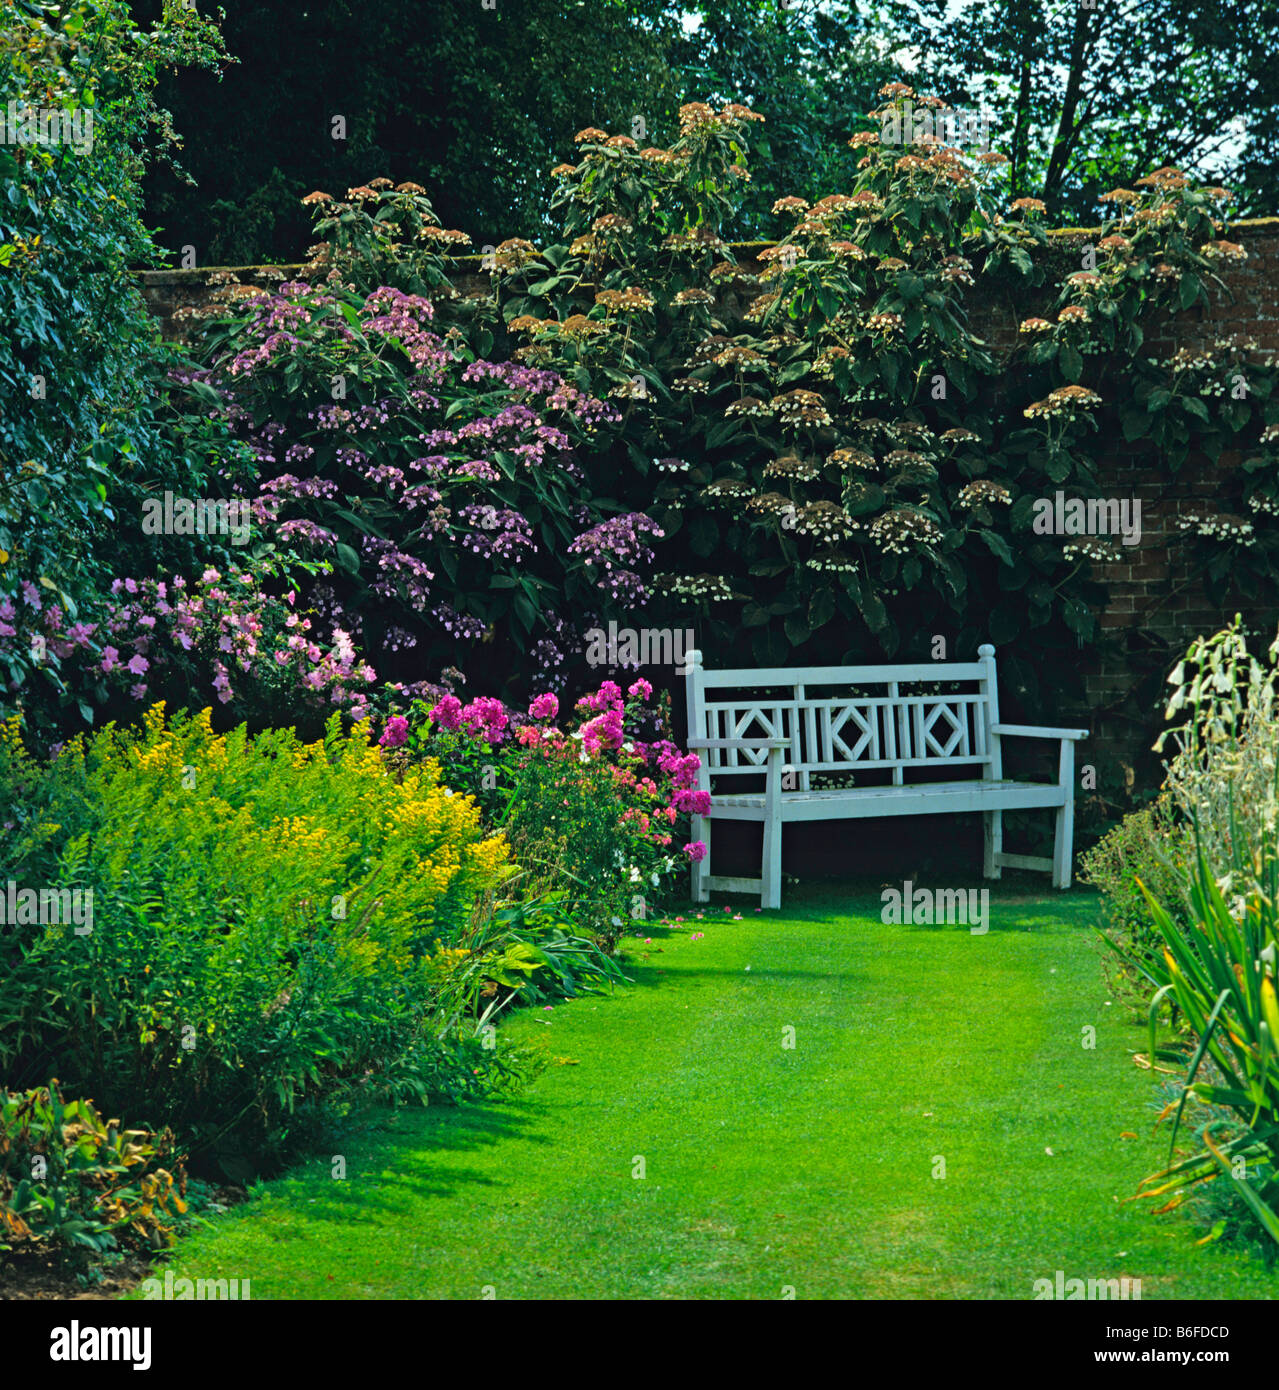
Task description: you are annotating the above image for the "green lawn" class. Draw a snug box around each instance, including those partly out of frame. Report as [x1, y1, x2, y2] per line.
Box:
[137, 883, 1279, 1299]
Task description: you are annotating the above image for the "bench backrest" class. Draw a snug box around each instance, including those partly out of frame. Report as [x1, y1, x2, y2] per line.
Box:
[685, 644, 1003, 790]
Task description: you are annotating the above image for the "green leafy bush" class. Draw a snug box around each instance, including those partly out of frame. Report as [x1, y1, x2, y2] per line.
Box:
[0, 704, 516, 1176]
[424, 895, 629, 1032]
[0, 0, 254, 725]
[1130, 620, 1279, 1244]
[0, 1082, 187, 1261]
[171, 185, 663, 699]
[1080, 796, 1192, 995]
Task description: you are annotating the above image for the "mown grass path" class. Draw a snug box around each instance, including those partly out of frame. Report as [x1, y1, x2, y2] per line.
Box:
[141, 885, 1278, 1299]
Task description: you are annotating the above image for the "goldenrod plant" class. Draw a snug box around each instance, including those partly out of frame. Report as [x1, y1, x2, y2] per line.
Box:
[0, 706, 515, 1176]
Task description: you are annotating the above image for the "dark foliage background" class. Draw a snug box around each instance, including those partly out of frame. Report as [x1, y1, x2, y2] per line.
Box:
[134, 0, 1278, 269]
[134, 0, 898, 263]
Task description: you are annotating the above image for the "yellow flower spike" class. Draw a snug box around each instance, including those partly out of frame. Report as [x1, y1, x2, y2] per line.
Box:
[1262, 977, 1279, 1043]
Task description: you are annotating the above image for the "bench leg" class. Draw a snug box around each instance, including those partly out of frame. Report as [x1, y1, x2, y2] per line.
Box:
[982, 810, 1002, 879]
[691, 816, 710, 903]
[1052, 804, 1073, 889]
[761, 814, 782, 910]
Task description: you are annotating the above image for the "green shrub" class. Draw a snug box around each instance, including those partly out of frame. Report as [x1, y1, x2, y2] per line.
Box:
[187, 222, 657, 698]
[0, 704, 516, 1176]
[424, 895, 629, 1032]
[1080, 796, 1192, 995]
[0, 1, 254, 730]
[487, 90, 1276, 722]
[1131, 620, 1279, 1245]
[0, 1082, 187, 1262]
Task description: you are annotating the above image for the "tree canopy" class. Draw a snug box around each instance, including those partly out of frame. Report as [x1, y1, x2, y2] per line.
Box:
[134, 0, 1277, 267]
[883, 0, 1279, 218]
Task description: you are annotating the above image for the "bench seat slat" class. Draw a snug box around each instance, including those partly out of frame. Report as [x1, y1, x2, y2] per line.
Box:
[708, 779, 1068, 822]
[991, 722, 1089, 740]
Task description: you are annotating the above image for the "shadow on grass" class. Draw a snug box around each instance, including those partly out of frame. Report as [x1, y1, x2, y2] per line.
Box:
[211, 1101, 553, 1230]
[615, 960, 877, 988]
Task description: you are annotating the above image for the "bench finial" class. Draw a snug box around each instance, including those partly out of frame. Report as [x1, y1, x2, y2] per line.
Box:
[687, 648, 704, 671]
[978, 643, 995, 658]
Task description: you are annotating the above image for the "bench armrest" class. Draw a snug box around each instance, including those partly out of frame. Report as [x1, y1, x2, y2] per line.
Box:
[686, 738, 791, 750]
[688, 737, 787, 809]
[991, 724, 1088, 741]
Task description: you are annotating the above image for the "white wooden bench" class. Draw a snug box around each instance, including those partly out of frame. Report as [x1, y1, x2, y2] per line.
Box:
[684, 644, 1087, 908]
